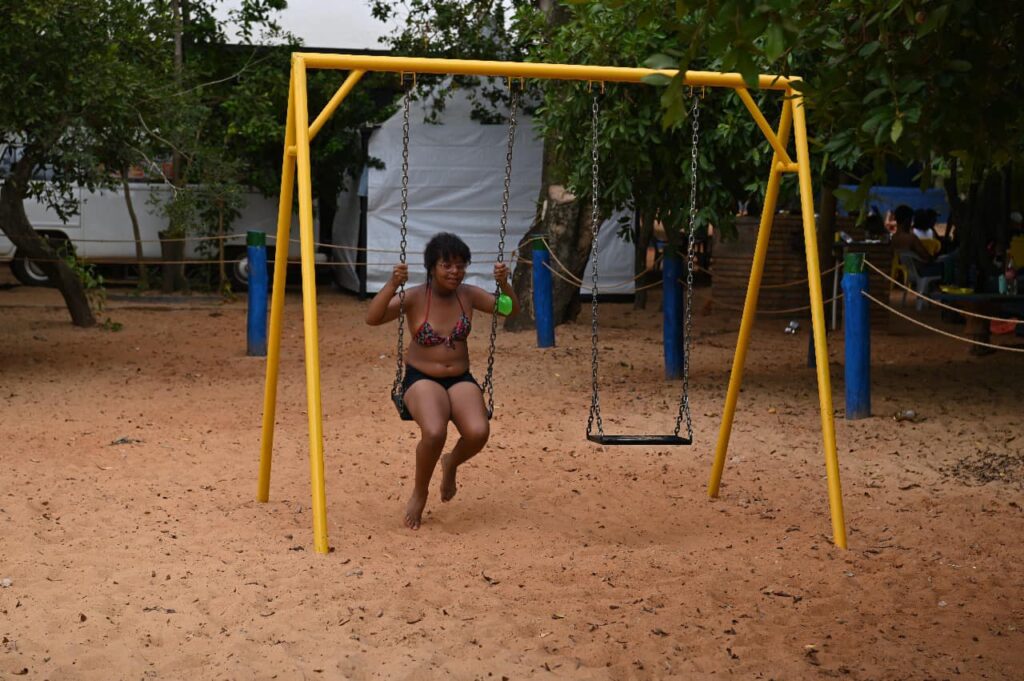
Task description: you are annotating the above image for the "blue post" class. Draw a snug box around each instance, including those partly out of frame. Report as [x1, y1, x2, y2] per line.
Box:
[247, 231, 268, 357]
[842, 253, 870, 419]
[663, 253, 684, 379]
[532, 238, 555, 347]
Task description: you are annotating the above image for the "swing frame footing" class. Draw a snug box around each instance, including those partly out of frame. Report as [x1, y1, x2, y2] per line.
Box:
[587, 434, 692, 446]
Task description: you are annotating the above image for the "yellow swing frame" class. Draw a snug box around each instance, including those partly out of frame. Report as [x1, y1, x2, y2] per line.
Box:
[255, 54, 848, 554]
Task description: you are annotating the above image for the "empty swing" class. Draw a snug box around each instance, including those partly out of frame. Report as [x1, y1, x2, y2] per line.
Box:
[389, 86, 520, 421]
[585, 92, 700, 446]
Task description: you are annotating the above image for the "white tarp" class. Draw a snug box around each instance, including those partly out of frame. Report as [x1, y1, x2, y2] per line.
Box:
[334, 87, 635, 295]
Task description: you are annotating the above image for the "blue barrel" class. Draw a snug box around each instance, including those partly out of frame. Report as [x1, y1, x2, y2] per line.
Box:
[841, 253, 870, 419]
[532, 239, 555, 348]
[247, 231, 268, 357]
[663, 253, 684, 379]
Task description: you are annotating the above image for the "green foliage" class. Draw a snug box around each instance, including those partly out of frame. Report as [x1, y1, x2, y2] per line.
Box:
[648, 0, 1024, 196]
[0, 1, 168, 209]
[531, 1, 781, 244]
[369, 1, 535, 123]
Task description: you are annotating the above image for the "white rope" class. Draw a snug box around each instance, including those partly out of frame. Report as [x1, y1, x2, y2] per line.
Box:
[863, 258, 1024, 325]
[709, 294, 843, 315]
[862, 291, 1024, 353]
[757, 263, 840, 289]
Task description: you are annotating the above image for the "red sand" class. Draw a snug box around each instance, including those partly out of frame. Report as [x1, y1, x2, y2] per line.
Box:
[1, 278, 1022, 679]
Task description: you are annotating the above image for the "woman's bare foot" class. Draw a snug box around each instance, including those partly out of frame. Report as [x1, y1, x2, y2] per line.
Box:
[440, 453, 458, 502]
[404, 490, 428, 530]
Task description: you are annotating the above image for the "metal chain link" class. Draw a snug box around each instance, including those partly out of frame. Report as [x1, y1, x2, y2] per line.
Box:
[391, 88, 412, 410]
[587, 93, 604, 438]
[674, 93, 700, 440]
[481, 88, 519, 418]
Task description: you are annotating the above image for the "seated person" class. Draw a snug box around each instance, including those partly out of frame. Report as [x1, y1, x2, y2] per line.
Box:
[912, 208, 939, 240]
[863, 212, 888, 240]
[891, 204, 943, 276]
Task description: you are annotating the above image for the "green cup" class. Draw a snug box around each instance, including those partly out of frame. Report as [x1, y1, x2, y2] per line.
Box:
[497, 293, 513, 316]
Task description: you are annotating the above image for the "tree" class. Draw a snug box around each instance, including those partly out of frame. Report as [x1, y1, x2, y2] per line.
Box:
[647, 0, 1024, 281]
[0, 1, 168, 326]
[524, 1, 776, 310]
[371, 1, 779, 326]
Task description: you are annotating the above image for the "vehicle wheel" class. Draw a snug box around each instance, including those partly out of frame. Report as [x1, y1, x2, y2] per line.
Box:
[226, 247, 250, 292]
[11, 250, 54, 286]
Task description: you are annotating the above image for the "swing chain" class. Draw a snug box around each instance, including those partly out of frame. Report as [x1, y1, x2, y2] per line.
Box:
[392, 88, 412, 408]
[586, 93, 603, 438]
[482, 88, 519, 418]
[675, 91, 700, 439]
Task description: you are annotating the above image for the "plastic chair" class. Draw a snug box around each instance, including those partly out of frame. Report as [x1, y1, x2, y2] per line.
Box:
[920, 238, 941, 257]
[889, 252, 908, 294]
[899, 251, 941, 311]
[1009, 235, 1024, 270]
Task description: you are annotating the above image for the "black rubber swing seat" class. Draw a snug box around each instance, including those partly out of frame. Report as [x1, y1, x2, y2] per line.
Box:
[586, 434, 692, 446]
[393, 393, 414, 421]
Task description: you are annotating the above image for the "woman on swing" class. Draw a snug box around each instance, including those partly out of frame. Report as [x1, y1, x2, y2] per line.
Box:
[365, 232, 519, 530]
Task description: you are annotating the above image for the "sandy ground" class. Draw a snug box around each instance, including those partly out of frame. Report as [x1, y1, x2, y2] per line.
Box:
[1, 273, 1023, 681]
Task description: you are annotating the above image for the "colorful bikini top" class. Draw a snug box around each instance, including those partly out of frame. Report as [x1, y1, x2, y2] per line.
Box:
[414, 282, 471, 348]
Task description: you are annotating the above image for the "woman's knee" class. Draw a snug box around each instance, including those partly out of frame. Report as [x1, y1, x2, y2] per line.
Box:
[459, 420, 489, 448]
[418, 423, 448, 448]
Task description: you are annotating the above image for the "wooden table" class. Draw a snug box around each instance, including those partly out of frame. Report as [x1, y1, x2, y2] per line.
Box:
[935, 292, 1024, 354]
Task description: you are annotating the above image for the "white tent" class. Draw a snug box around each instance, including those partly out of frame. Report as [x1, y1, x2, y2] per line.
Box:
[331, 88, 634, 295]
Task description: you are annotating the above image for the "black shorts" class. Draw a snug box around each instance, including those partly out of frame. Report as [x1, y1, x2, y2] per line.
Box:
[403, 364, 479, 392]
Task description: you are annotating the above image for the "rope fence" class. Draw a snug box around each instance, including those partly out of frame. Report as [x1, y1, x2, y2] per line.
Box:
[708, 294, 843, 316]
[862, 258, 1024, 325]
[861, 290, 1024, 354]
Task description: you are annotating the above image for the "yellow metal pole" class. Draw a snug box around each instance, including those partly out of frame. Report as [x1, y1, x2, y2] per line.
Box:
[295, 53, 795, 91]
[257, 68, 298, 503]
[790, 91, 848, 550]
[708, 99, 793, 497]
[292, 57, 330, 555]
[308, 69, 365, 142]
[735, 88, 794, 166]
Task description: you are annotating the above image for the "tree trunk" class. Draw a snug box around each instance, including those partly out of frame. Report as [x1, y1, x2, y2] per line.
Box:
[505, 0, 590, 332]
[816, 165, 839, 299]
[160, 232, 188, 293]
[817, 165, 839, 269]
[0, 159, 95, 326]
[121, 170, 149, 290]
[217, 201, 226, 291]
[505, 183, 592, 331]
[164, 0, 187, 293]
[633, 209, 654, 310]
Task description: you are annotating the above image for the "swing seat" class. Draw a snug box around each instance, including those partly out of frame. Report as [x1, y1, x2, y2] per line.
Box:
[392, 392, 414, 421]
[587, 433, 692, 446]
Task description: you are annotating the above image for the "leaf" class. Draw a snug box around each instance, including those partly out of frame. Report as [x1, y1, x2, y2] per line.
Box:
[735, 50, 759, 89]
[643, 53, 677, 70]
[947, 59, 972, 72]
[764, 24, 785, 63]
[890, 118, 903, 143]
[641, 73, 672, 87]
[858, 41, 881, 58]
[862, 87, 888, 105]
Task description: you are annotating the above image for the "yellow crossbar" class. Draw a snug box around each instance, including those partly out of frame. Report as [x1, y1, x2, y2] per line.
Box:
[296, 53, 796, 90]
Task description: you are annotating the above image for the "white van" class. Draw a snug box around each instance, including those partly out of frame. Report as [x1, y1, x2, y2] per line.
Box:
[0, 182, 331, 289]
[0, 146, 337, 289]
